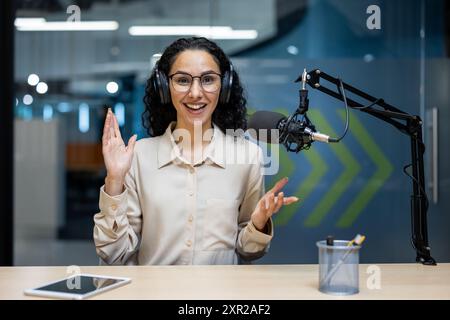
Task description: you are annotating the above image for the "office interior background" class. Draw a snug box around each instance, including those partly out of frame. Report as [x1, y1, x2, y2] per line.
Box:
[0, 0, 449, 266]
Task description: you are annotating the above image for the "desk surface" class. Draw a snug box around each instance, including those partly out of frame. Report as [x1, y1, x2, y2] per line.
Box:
[1, 264, 449, 300]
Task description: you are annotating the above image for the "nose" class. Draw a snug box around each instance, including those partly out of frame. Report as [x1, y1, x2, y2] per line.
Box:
[188, 78, 203, 99]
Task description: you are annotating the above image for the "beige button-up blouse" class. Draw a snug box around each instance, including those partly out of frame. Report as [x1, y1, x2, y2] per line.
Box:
[93, 122, 273, 265]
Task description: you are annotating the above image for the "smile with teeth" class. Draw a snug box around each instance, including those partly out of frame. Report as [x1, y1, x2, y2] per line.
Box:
[184, 103, 207, 111]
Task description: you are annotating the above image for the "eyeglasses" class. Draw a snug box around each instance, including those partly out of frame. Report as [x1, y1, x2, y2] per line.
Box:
[168, 72, 222, 93]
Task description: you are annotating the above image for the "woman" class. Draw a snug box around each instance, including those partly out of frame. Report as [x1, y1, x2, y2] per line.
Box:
[94, 37, 298, 265]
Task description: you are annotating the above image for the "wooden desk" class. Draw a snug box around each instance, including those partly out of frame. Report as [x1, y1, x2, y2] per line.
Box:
[1, 264, 449, 300]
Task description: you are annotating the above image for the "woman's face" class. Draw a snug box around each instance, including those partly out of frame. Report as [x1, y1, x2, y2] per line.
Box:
[168, 49, 221, 130]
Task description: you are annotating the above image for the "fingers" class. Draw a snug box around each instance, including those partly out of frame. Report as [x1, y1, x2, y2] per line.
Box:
[126, 134, 138, 154]
[271, 193, 298, 213]
[273, 192, 284, 213]
[109, 110, 116, 139]
[253, 192, 299, 232]
[269, 177, 289, 195]
[265, 193, 276, 212]
[283, 196, 299, 205]
[263, 176, 289, 213]
[102, 108, 112, 145]
[112, 111, 122, 140]
[105, 108, 121, 140]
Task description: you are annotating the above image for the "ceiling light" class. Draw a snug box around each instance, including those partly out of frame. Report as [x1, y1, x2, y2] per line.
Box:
[27, 74, 40, 86]
[36, 82, 48, 94]
[128, 26, 258, 39]
[15, 18, 119, 31]
[23, 94, 33, 105]
[106, 81, 119, 94]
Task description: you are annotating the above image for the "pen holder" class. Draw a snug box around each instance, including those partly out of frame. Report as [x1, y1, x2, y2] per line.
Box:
[316, 240, 361, 295]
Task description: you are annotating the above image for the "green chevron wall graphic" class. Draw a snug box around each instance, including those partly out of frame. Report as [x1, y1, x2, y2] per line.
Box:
[335, 110, 393, 228]
[303, 109, 361, 227]
[248, 107, 392, 228]
[274, 147, 327, 226]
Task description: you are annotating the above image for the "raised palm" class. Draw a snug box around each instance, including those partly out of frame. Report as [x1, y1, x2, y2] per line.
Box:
[102, 108, 137, 180]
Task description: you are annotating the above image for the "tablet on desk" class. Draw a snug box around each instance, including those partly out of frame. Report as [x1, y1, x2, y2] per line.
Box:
[24, 274, 131, 299]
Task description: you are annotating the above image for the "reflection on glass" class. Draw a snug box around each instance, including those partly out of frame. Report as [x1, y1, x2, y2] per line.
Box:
[114, 103, 125, 127]
[78, 103, 90, 133]
[43, 104, 53, 122]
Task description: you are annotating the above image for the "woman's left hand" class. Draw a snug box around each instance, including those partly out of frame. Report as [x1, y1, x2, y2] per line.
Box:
[251, 177, 299, 232]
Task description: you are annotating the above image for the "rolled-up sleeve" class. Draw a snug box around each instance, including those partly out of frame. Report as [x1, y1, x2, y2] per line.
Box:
[93, 159, 142, 265]
[236, 146, 273, 262]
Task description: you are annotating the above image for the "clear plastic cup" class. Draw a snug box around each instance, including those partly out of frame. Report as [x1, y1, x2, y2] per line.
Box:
[316, 240, 360, 295]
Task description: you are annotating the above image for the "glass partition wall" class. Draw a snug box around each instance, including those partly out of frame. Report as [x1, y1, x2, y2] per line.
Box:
[13, 0, 450, 265]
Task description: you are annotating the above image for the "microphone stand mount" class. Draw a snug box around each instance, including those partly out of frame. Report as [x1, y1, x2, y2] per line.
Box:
[304, 69, 436, 265]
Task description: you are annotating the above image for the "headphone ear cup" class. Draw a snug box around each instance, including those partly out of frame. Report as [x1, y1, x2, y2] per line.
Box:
[153, 68, 171, 105]
[219, 72, 229, 105]
[220, 65, 233, 105]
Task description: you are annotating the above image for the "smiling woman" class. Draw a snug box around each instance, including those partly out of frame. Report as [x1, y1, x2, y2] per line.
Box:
[93, 37, 298, 266]
[142, 37, 246, 137]
[166, 49, 223, 135]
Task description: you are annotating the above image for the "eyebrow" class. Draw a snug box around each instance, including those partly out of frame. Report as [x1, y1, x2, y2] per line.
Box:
[171, 70, 220, 76]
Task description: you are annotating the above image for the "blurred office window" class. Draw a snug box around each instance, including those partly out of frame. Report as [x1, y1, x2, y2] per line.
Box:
[13, 0, 279, 265]
[13, 0, 450, 265]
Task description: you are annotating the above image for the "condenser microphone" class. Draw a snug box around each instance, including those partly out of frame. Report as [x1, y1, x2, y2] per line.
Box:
[248, 110, 332, 145]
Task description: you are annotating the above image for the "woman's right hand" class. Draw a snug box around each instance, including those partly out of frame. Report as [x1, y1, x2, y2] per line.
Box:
[102, 108, 137, 186]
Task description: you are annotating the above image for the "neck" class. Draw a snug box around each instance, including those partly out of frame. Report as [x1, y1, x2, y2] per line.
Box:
[173, 120, 214, 165]
[174, 120, 213, 148]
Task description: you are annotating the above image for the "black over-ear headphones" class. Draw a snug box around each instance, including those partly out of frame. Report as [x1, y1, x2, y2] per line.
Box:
[152, 61, 234, 105]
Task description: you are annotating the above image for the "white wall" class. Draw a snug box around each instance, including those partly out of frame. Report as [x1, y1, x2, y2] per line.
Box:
[14, 119, 65, 240]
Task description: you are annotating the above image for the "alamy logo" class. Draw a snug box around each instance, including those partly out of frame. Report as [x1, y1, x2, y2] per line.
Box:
[170, 121, 280, 176]
[66, 5, 81, 22]
[66, 265, 81, 290]
[366, 5, 381, 30]
[366, 265, 382, 290]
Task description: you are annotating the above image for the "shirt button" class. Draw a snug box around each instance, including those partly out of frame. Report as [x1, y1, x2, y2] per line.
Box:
[188, 215, 193, 222]
[111, 204, 117, 210]
[189, 167, 195, 174]
[186, 240, 192, 247]
[189, 191, 194, 196]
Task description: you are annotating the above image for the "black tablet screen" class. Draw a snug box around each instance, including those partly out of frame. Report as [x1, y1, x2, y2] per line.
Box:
[35, 276, 122, 295]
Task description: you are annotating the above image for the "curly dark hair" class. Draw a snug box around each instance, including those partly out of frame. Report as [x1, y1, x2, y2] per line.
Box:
[142, 37, 247, 136]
